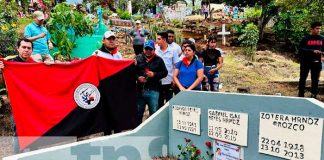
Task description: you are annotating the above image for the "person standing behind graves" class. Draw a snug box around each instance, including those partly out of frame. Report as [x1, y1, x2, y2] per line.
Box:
[155, 31, 179, 108]
[24, 10, 54, 63]
[179, 39, 193, 59]
[166, 30, 182, 56]
[199, 36, 223, 91]
[298, 22, 324, 98]
[92, 31, 123, 60]
[174, 44, 204, 93]
[202, 4, 208, 20]
[129, 20, 151, 55]
[135, 40, 167, 125]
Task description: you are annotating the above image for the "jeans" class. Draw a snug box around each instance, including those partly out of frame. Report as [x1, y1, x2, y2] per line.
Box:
[137, 90, 159, 125]
[202, 66, 220, 91]
[158, 84, 173, 108]
[11, 115, 20, 154]
[298, 61, 322, 97]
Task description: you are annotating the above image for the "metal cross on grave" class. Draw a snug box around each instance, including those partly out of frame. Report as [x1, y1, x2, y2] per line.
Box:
[217, 22, 231, 46]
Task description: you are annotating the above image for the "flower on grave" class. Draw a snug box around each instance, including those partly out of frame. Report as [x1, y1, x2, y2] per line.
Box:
[11, 23, 16, 28]
[196, 149, 201, 155]
[205, 141, 214, 158]
[205, 141, 212, 148]
[177, 138, 207, 160]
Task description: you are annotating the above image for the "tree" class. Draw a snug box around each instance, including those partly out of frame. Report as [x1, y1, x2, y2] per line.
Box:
[239, 23, 259, 60]
[47, 3, 94, 60]
[272, 0, 324, 51]
[222, 0, 279, 40]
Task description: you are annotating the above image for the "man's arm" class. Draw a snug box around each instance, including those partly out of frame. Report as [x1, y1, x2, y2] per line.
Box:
[24, 26, 46, 41]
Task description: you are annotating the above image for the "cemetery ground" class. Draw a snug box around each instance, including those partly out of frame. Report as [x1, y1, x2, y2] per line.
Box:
[1, 24, 324, 160]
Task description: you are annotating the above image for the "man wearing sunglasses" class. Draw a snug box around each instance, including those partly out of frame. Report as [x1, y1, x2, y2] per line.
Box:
[93, 31, 123, 60]
[135, 40, 167, 125]
[24, 11, 53, 63]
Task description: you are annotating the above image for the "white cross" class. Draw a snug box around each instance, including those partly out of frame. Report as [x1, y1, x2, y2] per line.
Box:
[217, 23, 231, 46]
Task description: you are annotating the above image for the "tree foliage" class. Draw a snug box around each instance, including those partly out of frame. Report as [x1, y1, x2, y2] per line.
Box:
[47, 3, 95, 60]
[273, 0, 324, 51]
[0, 0, 18, 56]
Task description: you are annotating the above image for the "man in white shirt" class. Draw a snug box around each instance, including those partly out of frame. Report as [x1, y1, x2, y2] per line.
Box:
[93, 31, 123, 60]
[166, 30, 182, 56]
[155, 31, 179, 108]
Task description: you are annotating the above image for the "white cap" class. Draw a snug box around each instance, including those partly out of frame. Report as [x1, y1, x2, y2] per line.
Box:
[104, 31, 115, 39]
[135, 20, 141, 24]
[33, 11, 45, 20]
[188, 38, 195, 43]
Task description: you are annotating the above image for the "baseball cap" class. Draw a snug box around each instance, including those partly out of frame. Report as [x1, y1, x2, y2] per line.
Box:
[144, 40, 155, 50]
[33, 11, 45, 20]
[188, 38, 195, 43]
[135, 20, 141, 24]
[104, 31, 116, 39]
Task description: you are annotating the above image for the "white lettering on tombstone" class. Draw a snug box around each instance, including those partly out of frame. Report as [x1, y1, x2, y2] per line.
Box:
[208, 109, 248, 146]
[259, 112, 323, 160]
[172, 105, 201, 135]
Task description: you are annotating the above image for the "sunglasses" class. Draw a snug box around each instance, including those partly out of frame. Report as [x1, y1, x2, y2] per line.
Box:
[144, 47, 153, 51]
[106, 37, 116, 41]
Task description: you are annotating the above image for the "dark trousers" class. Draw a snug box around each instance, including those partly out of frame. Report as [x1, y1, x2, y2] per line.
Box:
[298, 61, 322, 97]
[204, 12, 208, 20]
[133, 44, 143, 55]
[158, 84, 173, 108]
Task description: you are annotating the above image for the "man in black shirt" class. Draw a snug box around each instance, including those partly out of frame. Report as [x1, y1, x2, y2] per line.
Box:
[298, 22, 324, 98]
[135, 40, 167, 125]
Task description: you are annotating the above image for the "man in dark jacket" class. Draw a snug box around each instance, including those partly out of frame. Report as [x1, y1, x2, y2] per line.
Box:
[135, 40, 167, 125]
[298, 22, 324, 98]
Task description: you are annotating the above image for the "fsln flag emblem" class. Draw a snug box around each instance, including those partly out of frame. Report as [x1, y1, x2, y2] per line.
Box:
[74, 83, 100, 109]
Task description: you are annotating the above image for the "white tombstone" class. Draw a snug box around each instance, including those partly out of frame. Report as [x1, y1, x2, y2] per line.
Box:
[217, 23, 231, 46]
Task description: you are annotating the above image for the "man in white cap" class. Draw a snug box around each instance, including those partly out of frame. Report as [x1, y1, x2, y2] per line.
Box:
[24, 10, 54, 63]
[93, 31, 123, 60]
[129, 20, 151, 55]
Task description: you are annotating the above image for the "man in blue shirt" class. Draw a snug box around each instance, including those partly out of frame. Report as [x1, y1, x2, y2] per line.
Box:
[24, 11, 54, 63]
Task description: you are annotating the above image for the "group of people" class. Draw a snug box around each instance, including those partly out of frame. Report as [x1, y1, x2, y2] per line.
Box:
[127, 29, 224, 124]
[0, 8, 225, 140]
[1, 8, 323, 153]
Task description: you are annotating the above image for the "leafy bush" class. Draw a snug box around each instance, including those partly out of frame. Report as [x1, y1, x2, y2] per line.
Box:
[0, 1, 18, 56]
[116, 9, 131, 20]
[238, 23, 259, 60]
[47, 3, 94, 60]
[245, 6, 262, 21]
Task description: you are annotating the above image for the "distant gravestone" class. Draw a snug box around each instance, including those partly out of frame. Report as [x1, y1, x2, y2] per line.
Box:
[164, 2, 187, 21]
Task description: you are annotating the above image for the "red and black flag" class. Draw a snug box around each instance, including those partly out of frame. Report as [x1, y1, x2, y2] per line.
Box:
[3, 56, 137, 150]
